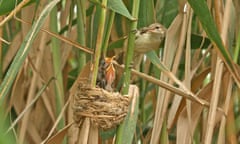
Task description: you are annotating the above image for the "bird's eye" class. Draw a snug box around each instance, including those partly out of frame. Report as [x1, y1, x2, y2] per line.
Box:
[155, 26, 160, 29]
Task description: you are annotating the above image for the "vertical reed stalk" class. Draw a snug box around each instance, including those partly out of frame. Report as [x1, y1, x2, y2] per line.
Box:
[50, 4, 65, 129]
[116, 0, 140, 143]
[102, 11, 115, 57]
[89, 0, 108, 143]
[76, 0, 87, 70]
[90, 0, 107, 87]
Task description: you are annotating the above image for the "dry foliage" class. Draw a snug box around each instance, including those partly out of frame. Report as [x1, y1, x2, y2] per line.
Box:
[0, 0, 239, 144]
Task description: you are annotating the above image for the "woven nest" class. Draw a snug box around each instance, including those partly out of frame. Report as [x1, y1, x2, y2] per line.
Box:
[73, 82, 131, 130]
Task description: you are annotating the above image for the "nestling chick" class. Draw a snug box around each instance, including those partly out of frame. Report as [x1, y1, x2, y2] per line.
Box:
[96, 56, 116, 92]
[104, 56, 116, 92]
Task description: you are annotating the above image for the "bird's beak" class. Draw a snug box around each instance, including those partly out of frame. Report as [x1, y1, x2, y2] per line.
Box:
[148, 27, 156, 32]
[105, 56, 116, 63]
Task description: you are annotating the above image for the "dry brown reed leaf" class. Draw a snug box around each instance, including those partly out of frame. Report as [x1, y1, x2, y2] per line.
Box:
[59, 0, 77, 71]
[177, 108, 192, 144]
[41, 99, 71, 144]
[19, 7, 49, 142]
[204, 58, 224, 143]
[67, 97, 78, 144]
[150, 13, 183, 144]
[191, 67, 211, 92]
[59, 0, 72, 27]
[7, 78, 53, 143]
[205, 0, 233, 142]
[190, 43, 211, 77]
[9, 3, 61, 143]
[46, 123, 73, 144]
[8, 69, 28, 123]
[38, 43, 57, 123]
[168, 98, 186, 130]
[88, 125, 99, 144]
[225, 89, 239, 143]
[175, 82, 213, 142]
[217, 1, 238, 143]
[60, 16, 79, 144]
[29, 27, 57, 139]
[78, 117, 90, 144]
[144, 88, 157, 113]
[175, 73, 230, 139]
[10, 70, 55, 143]
[168, 6, 195, 143]
[185, 7, 194, 143]
[3, 32, 22, 72]
[192, 48, 202, 69]
[26, 122, 42, 143]
[218, 73, 233, 144]
[68, 62, 91, 144]
[60, 27, 77, 69]
[70, 62, 92, 94]
[176, 82, 213, 143]
[15, 17, 94, 54]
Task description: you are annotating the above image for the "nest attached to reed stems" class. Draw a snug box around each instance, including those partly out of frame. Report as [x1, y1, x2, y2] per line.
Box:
[73, 82, 131, 130]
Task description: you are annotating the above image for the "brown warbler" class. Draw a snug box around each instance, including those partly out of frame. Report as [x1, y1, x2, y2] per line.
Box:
[134, 23, 166, 53]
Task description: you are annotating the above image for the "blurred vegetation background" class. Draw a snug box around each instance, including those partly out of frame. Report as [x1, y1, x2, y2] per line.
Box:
[0, 0, 239, 143]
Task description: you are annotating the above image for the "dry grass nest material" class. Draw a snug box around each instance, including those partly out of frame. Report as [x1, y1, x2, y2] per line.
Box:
[73, 82, 131, 130]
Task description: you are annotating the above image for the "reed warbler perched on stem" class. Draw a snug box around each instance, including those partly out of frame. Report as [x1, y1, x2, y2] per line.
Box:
[134, 23, 166, 53]
[97, 23, 166, 91]
[129, 23, 167, 70]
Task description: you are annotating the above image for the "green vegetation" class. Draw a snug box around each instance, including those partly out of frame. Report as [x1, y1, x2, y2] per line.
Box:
[0, 0, 239, 143]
